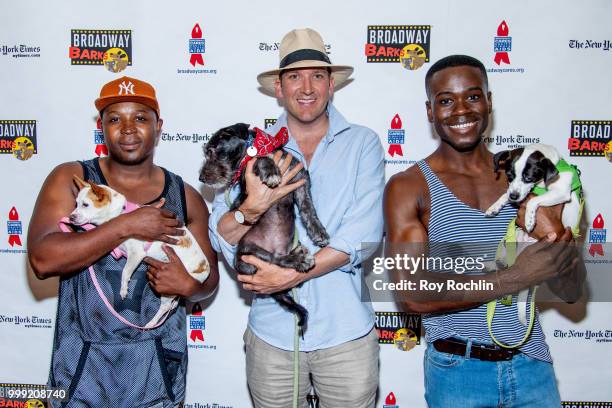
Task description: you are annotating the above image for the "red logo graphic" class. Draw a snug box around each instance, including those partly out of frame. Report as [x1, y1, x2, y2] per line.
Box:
[94, 118, 108, 157]
[589, 214, 606, 257]
[383, 391, 398, 408]
[190, 24, 205, 67]
[190, 302, 205, 342]
[494, 21, 511, 65]
[388, 114, 405, 157]
[8, 207, 22, 247]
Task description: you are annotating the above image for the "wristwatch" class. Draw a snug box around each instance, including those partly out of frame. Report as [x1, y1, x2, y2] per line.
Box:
[234, 209, 257, 226]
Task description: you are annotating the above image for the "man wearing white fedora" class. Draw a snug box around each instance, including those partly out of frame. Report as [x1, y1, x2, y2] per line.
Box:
[209, 28, 385, 407]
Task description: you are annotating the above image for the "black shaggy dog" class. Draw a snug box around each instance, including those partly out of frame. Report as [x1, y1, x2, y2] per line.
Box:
[199, 123, 329, 329]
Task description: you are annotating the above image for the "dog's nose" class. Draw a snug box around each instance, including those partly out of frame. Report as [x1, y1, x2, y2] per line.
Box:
[69, 214, 77, 223]
[509, 192, 520, 201]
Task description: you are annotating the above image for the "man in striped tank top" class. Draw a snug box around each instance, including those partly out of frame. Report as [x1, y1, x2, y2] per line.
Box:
[384, 55, 580, 407]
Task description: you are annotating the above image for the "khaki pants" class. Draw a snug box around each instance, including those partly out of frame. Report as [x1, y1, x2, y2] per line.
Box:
[244, 327, 379, 408]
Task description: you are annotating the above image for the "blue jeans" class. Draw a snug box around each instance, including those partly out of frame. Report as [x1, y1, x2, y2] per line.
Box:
[424, 340, 561, 408]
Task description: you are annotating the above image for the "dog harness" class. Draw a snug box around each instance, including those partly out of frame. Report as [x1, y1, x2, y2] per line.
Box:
[231, 126, 289, 184]
[58, 201, 167, 330]
[487, 159, 583, 349]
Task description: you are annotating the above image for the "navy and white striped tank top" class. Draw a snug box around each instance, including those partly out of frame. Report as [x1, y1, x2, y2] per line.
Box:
[417, 160, 552, 362]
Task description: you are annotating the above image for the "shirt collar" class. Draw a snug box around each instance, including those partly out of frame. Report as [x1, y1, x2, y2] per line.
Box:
[270, 102, 351, 145]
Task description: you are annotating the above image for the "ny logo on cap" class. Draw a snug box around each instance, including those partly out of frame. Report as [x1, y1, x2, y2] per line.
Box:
[118, 80, 135, 96]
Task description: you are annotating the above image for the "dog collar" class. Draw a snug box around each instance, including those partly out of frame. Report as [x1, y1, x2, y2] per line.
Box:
[231, 127, 289, 184]
[58, 199, 152, 259]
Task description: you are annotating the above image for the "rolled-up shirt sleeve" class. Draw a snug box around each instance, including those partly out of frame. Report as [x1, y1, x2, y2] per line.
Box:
[208, 187, 239, 267]
[327, 132, 385, 272]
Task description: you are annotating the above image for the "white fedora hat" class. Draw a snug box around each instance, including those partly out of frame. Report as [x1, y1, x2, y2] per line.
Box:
[257, 28, 354, 95]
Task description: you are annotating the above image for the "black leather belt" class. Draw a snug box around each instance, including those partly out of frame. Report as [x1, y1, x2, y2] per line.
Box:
[433, 337, 520, 361]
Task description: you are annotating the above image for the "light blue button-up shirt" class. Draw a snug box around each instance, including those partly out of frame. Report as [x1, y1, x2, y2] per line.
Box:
[208, 103, 385, 351]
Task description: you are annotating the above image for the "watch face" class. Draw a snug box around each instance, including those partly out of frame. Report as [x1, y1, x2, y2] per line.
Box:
[234, 210, 245, 224]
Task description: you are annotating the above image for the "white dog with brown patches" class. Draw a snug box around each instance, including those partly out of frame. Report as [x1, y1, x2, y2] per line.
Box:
[69, 175, 210, 329]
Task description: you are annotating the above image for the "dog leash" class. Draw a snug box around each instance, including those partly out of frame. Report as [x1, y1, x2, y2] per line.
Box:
[487, 219, 537, 349]
[487, 166, 584, 348]
[58, 215, 171, 330]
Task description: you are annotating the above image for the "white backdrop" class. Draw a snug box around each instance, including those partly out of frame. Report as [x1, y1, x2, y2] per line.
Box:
[1, 1, 611, 407]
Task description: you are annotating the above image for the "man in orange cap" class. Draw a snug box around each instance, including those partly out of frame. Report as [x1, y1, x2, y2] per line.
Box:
[28, 76, 219, 408]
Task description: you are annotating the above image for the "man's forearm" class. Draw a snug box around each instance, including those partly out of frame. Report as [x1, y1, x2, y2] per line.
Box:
[29, 219, 132, 279]
[297, 247, 350, 283]
[395, 266, 527, 314]
[217, 211, 253, 245]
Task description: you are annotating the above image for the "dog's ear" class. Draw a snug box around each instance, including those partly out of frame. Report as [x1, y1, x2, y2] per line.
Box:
[541, 158, 558, 184]
[493, 150, 511, 173]
[73, 175, 88, 190]
[87, 180, 107, 201]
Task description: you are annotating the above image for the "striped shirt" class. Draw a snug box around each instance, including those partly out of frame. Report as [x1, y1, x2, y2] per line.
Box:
[418, 160, 552, 362]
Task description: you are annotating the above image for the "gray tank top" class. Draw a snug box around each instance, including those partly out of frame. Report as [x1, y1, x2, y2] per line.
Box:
[48, 158, 189, 407]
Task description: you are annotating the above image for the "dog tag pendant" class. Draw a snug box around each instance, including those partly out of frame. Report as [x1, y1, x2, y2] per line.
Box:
[247, 146, 258, 157]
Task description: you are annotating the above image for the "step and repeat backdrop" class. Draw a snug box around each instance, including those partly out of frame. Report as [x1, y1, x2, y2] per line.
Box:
[1, 0, 611, 407]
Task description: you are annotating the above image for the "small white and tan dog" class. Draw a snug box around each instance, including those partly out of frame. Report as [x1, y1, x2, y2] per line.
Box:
[69, 175, 210, 329]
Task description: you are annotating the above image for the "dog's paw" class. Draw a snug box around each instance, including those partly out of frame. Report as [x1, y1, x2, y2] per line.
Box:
[262, 174, 281, 188]
[312, 231, 330, 247]
[525, 209, 537, 232]
[485, 205, 501, 217]
[236, 261, 257, 275]
[295, 252, 315, 273]
[120, 285, 129, 300]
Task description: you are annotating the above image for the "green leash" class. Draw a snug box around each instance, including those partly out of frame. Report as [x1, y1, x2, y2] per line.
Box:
[225, 188, 301, 407]
[292, 287, 300, 408]
[487, 219, 537, 348]
[487, 159, 584, 348]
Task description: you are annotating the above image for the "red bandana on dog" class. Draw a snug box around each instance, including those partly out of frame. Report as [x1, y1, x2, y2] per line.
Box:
[232, 127, 289, 184]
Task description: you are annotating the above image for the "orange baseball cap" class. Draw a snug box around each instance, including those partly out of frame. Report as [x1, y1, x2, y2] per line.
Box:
[94, 76, 160, 117]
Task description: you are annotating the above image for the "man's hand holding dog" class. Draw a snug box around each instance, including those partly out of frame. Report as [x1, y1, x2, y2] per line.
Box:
[512, 197, 583, 299]
[118, 199, 185, 245]
[145, 245, 200, 298]
[239, 151, 305, 222]
[237, 255, 304, 294]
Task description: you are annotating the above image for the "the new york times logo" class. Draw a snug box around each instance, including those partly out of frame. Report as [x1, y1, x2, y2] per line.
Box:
[365, 25, 431, 70]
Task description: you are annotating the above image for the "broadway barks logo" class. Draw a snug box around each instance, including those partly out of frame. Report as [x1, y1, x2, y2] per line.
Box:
[365, 25, 431, 70]
[69, 29, 132, 73]
[0, 120, 37, 161]
[589, 214, 606, 257]
[568, 120, 611, 158]
[383, 392, 399, 408]
[375, 311, 421, 351]
[562, 403, 612, 408]
[264, 119, 277, 130]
